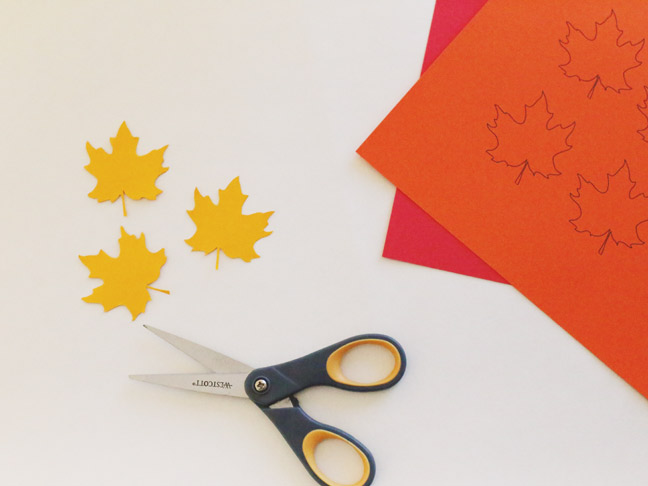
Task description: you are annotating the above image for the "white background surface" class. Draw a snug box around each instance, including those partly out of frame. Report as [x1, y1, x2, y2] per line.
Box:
[2, 1, 648, 485]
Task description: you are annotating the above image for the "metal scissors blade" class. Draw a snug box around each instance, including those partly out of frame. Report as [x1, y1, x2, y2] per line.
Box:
[142, 325, 252, 373]
[129, 372, 249, 398]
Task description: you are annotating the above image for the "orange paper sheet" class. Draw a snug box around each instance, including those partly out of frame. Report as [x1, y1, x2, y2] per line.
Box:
[359, 1, 648, 398]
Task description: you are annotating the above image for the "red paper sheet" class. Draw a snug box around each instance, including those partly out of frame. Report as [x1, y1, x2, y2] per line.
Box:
[385, 0, 507, 283]
[359, 0, 648, 398]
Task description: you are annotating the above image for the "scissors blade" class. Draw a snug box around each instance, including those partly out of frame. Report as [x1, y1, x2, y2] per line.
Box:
[129, 372, 250, 398]
[143, 325, 253, 373]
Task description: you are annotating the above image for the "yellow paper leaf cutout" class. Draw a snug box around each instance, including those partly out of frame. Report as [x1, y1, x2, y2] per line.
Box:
[186, 177, 273, 268]
[80, 227, 168, 320]
[85, 122, 168, 216]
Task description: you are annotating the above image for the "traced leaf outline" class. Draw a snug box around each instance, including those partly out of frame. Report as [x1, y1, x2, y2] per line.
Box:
[486, 91, 576, 184]
[559, 10, 644, 99]
[570, 161, 648, 254]
[638, 86, 648, 142]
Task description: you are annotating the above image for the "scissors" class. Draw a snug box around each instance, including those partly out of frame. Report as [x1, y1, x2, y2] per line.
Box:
[130, 325, 406, 486]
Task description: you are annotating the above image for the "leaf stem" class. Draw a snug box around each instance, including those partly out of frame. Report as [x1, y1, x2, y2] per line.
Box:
[515, 161, 529, 185]
[587, 76, 600, 99]
[598, 230, 612, 255]
[122, 191, 127, 217]
[147, 286, 170, 295]
[216, 248, 220, 270]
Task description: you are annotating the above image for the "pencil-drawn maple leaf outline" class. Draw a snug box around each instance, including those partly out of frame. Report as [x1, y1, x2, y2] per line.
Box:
[85, 122, 169, 216]
[79, 227, 168, 320]
[570, 161, 648, 255]
[486, 92, 575, 185]
[638, 86, 648, 142]
[559, 10, 644, 99]
[186, 177, 273, 269]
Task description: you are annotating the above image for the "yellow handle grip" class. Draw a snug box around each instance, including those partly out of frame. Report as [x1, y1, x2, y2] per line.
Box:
[325, 338, 403, 388]
[302, 429, 373, 486]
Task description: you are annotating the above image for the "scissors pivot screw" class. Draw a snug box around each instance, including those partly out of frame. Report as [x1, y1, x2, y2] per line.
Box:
[253, 377, 269, 393]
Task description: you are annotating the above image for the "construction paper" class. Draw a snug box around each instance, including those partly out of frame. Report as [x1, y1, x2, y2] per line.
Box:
[85, 122, 168, 216]
[384, 0, 508, 283]
[359, 1, 648, 398]
[186, 177, 273, 269]
[80, 227, 168, 320]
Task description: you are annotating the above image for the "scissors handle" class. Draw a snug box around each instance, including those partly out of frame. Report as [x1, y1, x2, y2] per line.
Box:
[244, 334, 406, 407]
[245, 335, 405, 486]
[263, 399, 375, 486]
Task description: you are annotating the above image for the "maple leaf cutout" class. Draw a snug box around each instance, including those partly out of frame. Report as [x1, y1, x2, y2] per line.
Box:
[638, 86, 648, 142]
[79, 227, 168, 320]
[186, 177, 273, 269]
[85, 122, 168, 216]
[559, 10, 644, 99]
[570, 162, 648, 254]
[487, 92, 575, 184]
